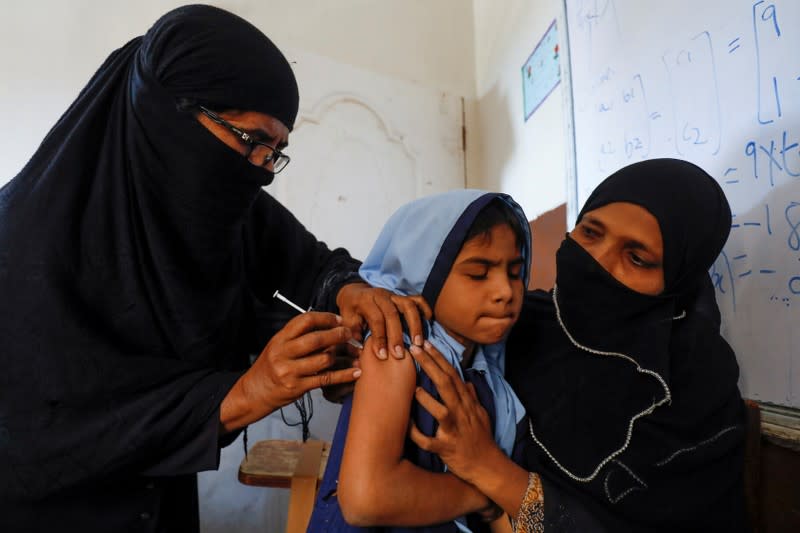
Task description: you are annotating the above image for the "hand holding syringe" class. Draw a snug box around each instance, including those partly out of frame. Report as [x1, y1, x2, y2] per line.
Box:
[220, 290, 362, 433]
[221, 288, 428, 432]
[273, 290, 364, 350]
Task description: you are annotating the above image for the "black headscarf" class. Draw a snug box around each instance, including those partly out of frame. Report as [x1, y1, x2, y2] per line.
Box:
[507, 159, 747, 531]
[0, 5, 354, 529]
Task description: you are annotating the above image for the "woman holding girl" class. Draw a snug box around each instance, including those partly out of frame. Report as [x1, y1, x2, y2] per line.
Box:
[410, 159, 748, 532]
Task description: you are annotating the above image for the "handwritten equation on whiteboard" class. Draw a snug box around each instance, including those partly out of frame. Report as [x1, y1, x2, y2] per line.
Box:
[711, 203, 800, 312]
[569, 0, 800, 311]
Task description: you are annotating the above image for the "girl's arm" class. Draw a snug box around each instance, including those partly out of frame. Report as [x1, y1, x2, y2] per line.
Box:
[408, 342, 540, 520]
[337, 337, 491, 526]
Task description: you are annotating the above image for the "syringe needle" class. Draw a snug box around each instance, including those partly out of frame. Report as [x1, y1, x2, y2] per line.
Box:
[272, 290, 364, 350]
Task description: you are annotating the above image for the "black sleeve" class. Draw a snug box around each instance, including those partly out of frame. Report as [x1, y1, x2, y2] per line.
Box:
[139, 371, 242, 476]
[0, 356, 243, 501]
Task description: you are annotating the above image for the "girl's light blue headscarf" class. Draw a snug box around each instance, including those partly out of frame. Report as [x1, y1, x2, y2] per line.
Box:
[359, 189, 529, 457]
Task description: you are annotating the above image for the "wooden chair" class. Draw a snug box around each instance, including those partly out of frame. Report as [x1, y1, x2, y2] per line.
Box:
[239, 439, 330, 533]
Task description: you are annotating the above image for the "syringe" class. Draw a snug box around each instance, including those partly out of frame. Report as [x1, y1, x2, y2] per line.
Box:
[273, 290, 364, 350]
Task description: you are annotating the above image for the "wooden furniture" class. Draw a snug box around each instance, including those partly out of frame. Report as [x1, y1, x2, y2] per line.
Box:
[743, 399, 800, 533]
[757, 404, 800, 533]
[527, 203, 566, 291]
[239, 439, 330, 533]
[744, 400, 762, 532]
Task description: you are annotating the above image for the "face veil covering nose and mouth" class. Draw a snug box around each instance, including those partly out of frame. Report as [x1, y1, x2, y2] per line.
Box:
[506, 159, 747, 531]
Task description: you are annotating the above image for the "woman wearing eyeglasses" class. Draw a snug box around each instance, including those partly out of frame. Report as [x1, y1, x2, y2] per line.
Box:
[0, 5, 428, 532]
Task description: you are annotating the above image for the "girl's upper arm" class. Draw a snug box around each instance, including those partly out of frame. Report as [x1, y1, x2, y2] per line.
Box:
[337, 339, 493, 526]
[338, 338, 417, 509]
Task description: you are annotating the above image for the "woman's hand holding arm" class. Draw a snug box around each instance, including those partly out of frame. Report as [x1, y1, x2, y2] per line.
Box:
[408, 342, 533, 519]
[336, 283, 432, 360]
[321, 283, 431, 403]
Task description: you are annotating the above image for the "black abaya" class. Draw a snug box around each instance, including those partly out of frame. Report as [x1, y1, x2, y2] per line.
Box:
[0, 5, 359, 531]
[507, 159, 748, 532]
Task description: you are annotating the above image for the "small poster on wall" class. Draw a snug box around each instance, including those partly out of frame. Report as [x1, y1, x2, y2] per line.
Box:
[522, 19, 560, 121]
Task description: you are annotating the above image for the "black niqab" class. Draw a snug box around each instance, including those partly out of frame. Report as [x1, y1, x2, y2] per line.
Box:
[0, 5, 356, 531]
[578, 157, 732, 297]
[507, 159, 747, 531]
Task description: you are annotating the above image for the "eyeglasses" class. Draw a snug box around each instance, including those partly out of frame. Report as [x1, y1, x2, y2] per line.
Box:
[197, 105, 291, 173]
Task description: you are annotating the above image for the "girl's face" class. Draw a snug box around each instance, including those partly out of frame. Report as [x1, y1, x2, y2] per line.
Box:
[570, 201, 665, 295]
[434, 223, 525, 351]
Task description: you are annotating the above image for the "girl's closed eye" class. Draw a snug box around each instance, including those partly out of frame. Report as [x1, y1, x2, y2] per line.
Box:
[467, 269, 489, 281]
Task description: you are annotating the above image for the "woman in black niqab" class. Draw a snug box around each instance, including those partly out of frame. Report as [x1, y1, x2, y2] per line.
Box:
[407, 159, 748, 532]
[0, 5, 402, 531]
[505, 158, 747, 531]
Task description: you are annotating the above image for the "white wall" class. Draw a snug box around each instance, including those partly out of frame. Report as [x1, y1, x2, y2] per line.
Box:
[467, 0, 568, 220]
[0, 0, 475, 182]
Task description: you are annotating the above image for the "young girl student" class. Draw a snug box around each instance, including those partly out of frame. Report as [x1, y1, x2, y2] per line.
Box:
[308, 190, 531, 531]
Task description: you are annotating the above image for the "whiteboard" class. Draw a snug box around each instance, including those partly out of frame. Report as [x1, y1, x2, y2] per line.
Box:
[563, 0, 800, 408]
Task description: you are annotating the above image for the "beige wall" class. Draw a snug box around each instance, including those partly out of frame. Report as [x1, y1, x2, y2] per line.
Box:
[3, 1, 571, 217]
[0, 0, 476, 181]
[248, 0, 477, 97]
[3, 1, 570, 221]
[467, 0, 568, 221]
